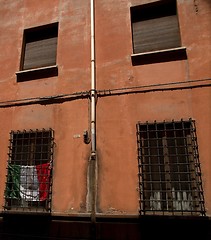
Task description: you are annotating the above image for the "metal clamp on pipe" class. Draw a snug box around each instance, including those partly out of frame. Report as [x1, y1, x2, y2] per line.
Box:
[83, 130, 91, 144]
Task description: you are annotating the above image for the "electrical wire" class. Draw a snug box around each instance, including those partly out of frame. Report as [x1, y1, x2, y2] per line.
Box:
[0, 77, 210, 108]
[0, 91, 90, 108]
[97, 77, 211, 96]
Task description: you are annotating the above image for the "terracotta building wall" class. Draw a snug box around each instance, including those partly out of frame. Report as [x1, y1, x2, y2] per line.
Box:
[95, 0, 211, 215]
[0, 0, 210, 218]
[0, 0, 91, 214]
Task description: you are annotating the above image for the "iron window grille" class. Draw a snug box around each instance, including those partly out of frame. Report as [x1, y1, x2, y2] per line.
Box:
[4, 129, 54, 212]
[136, 119, 205, 216]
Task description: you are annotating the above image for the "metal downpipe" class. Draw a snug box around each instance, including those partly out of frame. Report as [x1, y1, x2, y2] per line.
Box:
[90, 0, 96, 157]
[89, 1, 97, 238]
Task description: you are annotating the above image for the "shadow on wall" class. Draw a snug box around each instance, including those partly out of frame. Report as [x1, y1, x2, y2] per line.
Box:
[0, 215, 211, 240]
[193, 0, 211, 14]
[204, 0, 211, 5]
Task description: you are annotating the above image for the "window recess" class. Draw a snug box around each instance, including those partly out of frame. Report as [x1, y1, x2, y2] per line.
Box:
[130, 0, 187, 65]
[17, 22, 58, 81]
[136, 119, 205, 216]
[4, 129, 54, 213]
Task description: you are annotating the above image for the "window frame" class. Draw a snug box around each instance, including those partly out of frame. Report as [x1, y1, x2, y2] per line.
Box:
[136, 119, 205, 216]
[130, 0, 187, 65]
[4, 129, 54, 213]
[16, 22, 59, 82]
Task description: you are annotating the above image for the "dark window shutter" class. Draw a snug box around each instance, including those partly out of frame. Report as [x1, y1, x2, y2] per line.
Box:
[132, 15, 181, 54]
[23, 36, 57, 70]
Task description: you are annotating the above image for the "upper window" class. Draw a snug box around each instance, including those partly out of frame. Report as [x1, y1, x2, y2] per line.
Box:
[4, 129, 54, 212]
[21, 23, 58, 70]
[131, 0, 181, 54]
[136, 119, 205, 216]
[130, 0, 187, 65]
[17, 23, 58, 81]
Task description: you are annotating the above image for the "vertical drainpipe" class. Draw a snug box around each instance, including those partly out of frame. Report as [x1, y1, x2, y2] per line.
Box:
[89, 0, 97, 235]
[90, 0, 96, 158]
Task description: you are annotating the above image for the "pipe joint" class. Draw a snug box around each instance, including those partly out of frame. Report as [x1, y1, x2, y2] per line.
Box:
[89, 90, 98, 101]
[90, 151, 96, 160]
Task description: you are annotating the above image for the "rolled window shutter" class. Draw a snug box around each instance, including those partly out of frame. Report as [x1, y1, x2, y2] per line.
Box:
[132, 15, 181, 54]
[23, 36, 57, 70]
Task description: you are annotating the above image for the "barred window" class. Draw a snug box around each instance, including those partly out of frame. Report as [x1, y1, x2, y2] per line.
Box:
[136, 119, 205, 216]
[4, 129, 54, 212]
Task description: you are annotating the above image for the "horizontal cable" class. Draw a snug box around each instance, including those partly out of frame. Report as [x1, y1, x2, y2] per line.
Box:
[97, 77, 211, 97]
[0, 91, 90, 108]
[0, 77, 210, 108]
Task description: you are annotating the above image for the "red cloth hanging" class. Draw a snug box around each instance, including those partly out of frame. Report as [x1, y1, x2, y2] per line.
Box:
[36, 163, 51, 201]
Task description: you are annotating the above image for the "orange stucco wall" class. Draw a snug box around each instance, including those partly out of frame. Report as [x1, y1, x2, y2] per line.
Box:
[0, 0, 210, 217]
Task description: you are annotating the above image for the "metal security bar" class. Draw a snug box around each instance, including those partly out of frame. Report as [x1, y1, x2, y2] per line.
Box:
[4, 129, 54, 212]
[136, 119, 205, 216]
